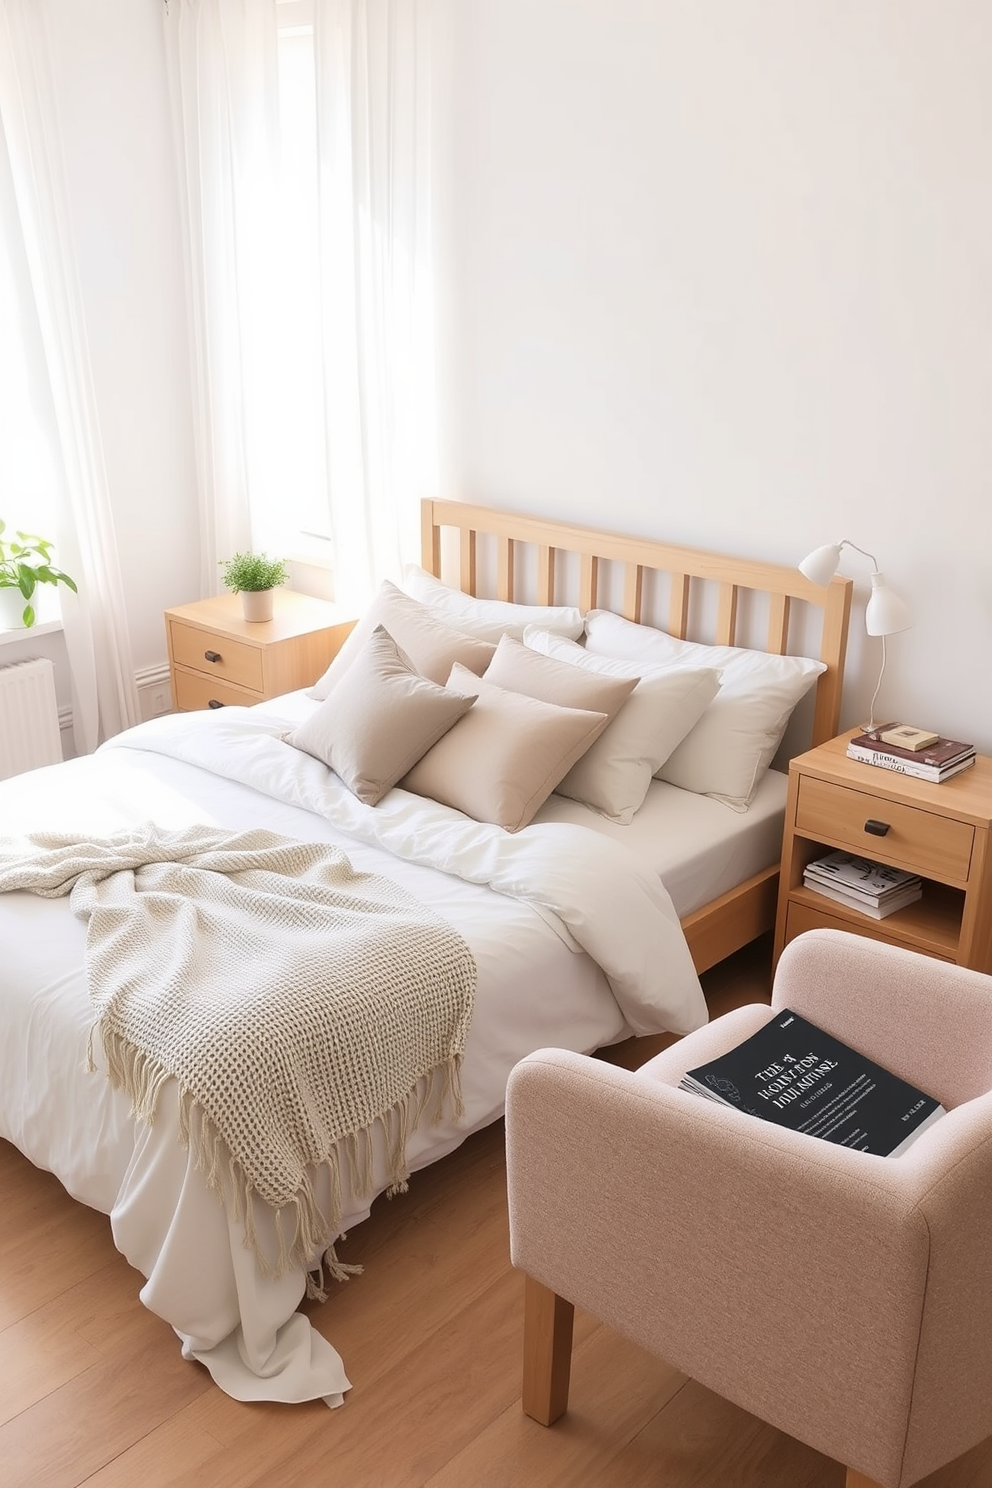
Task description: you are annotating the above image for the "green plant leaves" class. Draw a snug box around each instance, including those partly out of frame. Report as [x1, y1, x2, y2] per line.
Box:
[0, 524, 77, 628]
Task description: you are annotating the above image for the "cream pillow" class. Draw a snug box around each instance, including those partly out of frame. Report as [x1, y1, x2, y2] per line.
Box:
[285, 626, 476, 804]
[400, 663, 609, 833]
[583, 609, 826, 811]
[308, 581, 495, 699]
[522, 628, 722, 823]
[484, 634, 636, 723]
[401, 564, 584, 642]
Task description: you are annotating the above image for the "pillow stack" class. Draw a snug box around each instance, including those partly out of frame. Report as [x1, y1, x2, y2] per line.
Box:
[287, 570, 826, 828]
[582, 609, 826, 812]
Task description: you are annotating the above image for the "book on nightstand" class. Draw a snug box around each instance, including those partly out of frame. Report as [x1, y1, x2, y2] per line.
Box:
[847, 725, 976, 784]
[679, 1007, 945, 1156]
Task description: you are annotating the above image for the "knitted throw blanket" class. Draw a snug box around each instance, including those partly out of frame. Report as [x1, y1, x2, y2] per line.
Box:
[0, 824, 476, 1292]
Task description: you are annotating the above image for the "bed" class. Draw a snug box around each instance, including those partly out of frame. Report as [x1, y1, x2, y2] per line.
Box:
[0, 500, 851, 1409]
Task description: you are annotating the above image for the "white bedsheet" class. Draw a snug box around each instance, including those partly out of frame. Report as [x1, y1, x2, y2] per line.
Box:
[0, 695, 706, 1408]
[533, 767, 788, 918]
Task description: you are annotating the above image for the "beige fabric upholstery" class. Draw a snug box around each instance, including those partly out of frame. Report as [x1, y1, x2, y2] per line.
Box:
[505, 930, 992, 1488]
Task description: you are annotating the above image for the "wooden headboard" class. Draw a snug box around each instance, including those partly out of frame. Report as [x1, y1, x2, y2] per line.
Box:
[421, 499, 852, 748]
[421, 498, 854, 974]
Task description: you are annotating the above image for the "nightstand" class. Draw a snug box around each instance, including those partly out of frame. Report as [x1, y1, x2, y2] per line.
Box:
[774, 731, 992, 974]
[165, 592, 356, 711]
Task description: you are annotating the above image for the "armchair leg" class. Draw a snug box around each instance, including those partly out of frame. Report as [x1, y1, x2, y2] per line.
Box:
[846, 1472, 884, 1488]
[522, 1274, 575, 1426]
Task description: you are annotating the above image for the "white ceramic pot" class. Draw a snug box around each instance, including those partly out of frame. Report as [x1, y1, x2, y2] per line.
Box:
[241, 588, 274, 623]
[0, 586, 28, 629]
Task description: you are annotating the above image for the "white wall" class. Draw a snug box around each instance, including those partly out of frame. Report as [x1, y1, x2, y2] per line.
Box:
[435, 0, 992, 750]
[20, 1, 992, 756]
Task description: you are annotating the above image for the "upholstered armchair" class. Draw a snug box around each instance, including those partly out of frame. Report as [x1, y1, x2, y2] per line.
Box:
[505, 929, 992, 1488]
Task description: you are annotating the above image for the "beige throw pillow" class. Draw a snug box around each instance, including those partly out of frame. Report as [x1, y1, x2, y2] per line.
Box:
[286, 625, 476, 805]
[522, 628, 722, 824]
[400, 663, 609, 832]
[308, 581, 496, 699]
[484, 633, 637, 720]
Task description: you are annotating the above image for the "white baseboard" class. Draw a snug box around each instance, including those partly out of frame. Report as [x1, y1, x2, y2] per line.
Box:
[58, 666, 174, 760]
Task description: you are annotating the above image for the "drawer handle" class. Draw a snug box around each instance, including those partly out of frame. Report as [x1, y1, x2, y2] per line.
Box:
[207, 699, 225, 710]
[864, 818, 891, 837]
[204, 650, 222, 664]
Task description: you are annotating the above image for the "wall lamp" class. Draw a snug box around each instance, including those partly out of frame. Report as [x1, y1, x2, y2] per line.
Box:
[798, 539, 913, 732]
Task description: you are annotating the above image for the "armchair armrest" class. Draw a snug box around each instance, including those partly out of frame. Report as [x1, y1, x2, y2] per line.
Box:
[772, 929, 992, 1106]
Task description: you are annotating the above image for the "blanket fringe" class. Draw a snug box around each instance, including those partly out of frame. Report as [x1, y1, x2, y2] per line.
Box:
[94, 1033, 465, 1290]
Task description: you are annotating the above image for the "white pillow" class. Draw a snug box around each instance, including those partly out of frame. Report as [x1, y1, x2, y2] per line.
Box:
[401, 564, 584, 643]
[583, 609, 826, 811]
[522, 628, 722, 824]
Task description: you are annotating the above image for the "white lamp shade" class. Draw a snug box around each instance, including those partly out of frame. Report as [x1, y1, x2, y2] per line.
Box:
[798, 543, 843, 586]
[865, 573, 913, 636]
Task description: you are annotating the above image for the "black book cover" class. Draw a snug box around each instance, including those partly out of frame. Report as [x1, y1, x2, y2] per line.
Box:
[680, 1008, 944, 1157]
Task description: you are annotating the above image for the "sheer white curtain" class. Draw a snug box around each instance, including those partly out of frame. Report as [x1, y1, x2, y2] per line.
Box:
[313, 0, 437, 606]
[0, 0, 140, 752]
[164, 0, 437, 610]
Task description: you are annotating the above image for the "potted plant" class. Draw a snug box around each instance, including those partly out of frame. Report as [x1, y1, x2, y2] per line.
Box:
[219, 550, 288, 622]
[0, 521, 78, 629]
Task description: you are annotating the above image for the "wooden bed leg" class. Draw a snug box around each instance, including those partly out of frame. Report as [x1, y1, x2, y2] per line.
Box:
[522, 1274, 574, 1426]
[846, 1470, 885, 1488]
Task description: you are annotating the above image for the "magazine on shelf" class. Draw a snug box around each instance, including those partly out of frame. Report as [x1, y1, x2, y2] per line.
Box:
[679, 1008, 945, 1157]
[802, 876, 922, 919]
[802, 850, 920, 899]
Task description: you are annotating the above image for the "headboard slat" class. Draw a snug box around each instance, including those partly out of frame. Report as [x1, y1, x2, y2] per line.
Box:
[715, 582, 738, 647]
[767, 593, 790, 656]
[623, 564, 643, 623]
[497, 537, 514, 603]
[537, 546, 554, 605]
[669, 574, 690, 639]
[579, 553, 598, 614]
[460, 528, 476, 596]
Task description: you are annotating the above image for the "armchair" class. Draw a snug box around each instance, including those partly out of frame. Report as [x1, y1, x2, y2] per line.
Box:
[505, 929, 992, 1488]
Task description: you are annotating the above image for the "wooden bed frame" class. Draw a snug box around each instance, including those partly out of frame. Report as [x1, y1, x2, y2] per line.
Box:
[421, 498, 853, 974]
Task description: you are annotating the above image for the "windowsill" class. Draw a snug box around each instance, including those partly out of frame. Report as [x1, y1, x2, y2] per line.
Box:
[0, 619, 64, 647]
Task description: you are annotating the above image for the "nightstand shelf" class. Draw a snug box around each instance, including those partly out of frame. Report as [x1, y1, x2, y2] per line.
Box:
[165, 592, 356, 711]
[774, 732, 992, 974]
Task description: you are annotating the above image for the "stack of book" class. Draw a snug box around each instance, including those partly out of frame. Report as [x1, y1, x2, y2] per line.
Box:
[846, 723, 976, 783]
[803, 849, 922, 920]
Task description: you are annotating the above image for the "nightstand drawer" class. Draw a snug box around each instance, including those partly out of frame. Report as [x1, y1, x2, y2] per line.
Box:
[795, 775, 975, 884]
[169, 621, 263, 693]
[174, 669, 259, 712]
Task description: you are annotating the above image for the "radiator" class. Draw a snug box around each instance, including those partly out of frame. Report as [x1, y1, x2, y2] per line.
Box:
[0, 657, 64, 782]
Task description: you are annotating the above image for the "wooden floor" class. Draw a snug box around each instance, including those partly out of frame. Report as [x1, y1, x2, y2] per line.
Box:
[3, 936, 992, 1488]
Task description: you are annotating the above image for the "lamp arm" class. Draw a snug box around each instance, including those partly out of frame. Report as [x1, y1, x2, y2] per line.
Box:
[836, 539, 880, 573]
[865, 634, 887, 734]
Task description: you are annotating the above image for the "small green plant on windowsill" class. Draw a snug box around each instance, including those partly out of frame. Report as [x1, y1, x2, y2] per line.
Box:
[219, 551, 289, 594]
[0, 520, 78, 629]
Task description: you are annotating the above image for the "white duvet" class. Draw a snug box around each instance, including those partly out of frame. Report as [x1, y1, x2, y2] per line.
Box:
[0, 694, 706, 1407]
